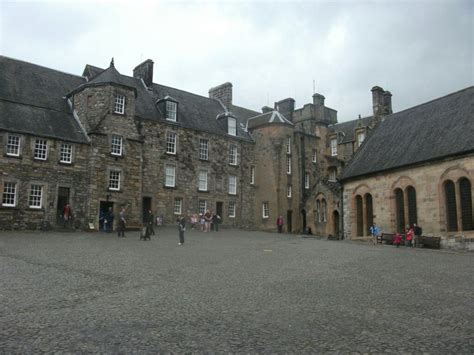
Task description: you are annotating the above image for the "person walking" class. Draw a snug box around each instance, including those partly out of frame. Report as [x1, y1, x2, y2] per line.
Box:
[413, 223, 422, 247]
[117, 207, 126, 237]
[405, 225, 414, 247]
[144, 209, 154, 240]
[63, 203, 72, 228]
[177, 215, 186, 245]
[105, 207, 114, 233]
[212, 213, 221, 232]
[276, 215, 284, 233]
[204, 210, 212, 232]
[369, 223, 380, 245]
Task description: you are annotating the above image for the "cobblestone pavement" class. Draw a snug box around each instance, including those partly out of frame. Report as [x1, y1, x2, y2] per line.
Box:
[1, 227, 473, 353]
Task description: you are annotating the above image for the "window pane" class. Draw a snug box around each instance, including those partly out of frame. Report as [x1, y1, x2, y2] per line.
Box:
[445, 180, 457, 232]
[165, 165, 176, 187]
[166, 132, 176, 154]
[114, 95, 125, 114]
[34, 139, 47, 160]
[407, 186, 417, 227]
[199, 170, 208, 191]
[7, 135, 20, 156]
[356, 195, 363, 236]
[228, 201, 236, 218]
[460, 178, 473, 230]
[228, 118, 236, 136]
[60, 144, 73, 163]
[29, 185, 43, 208]
[109, 171, 121, 190]
[366, 194, 373, 231]
[395, 188, 405, 233]
[199, 139, 209, 160]
[166, 101, 177, 121]
[174, 199, 182, 214]
[2, 182, 17, 206]
[111, 135, 123, 156]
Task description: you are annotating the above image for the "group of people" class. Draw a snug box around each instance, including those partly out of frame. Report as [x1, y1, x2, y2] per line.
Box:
[189, 210, 221, 232]
[370, 222, 423, 247]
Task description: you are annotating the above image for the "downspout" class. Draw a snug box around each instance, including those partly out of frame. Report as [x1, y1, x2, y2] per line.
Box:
[340, 183, 344, 240]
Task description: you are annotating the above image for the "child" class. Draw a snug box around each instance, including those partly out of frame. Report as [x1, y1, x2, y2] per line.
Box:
[393, 233, 402, 247]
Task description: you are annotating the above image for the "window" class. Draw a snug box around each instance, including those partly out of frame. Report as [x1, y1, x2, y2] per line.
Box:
[114, 94, 125, 114]
[365, 193, 373, 231]
[357, 132, 366, 147]
[330, 138, 337, 156]
[395, 188, 405, 233]
[355, 195, 363, 236]
[111, 135, 123, 156]
[165, 165, 176, 187]
[262, 202, 269, 218]
[7, 134, 20, 156]
[312, 149, 317, 163]
[199, 139, 209, 160]
[109, 170, 121, 190]
[199, 200, 207, 215]
[229, 144, 237, 165]
[286, 137, 291, 154]
[407, 186, 418, 227]
[60, 143, 73, 163]
[287, 185, 292, 198]
[228, 117, 236, 136]
[34, 139, 48, 160]
[174, 198, 182, 215]
[28, 185, 43, 208]
[198, 170, 208, 191]
[305, 172, 310, 189]
[322, 199, 327, 222]
[316, 200, 321, 223]
[329, 168, 337, 182]
[166, 132, 177, 154]
[228, 175, 237, 195]
[2, 182, 17, 207]
[228, 201, 236, 218]
[287, 156, 291, 174]
[166, 101, 177, 122]
[250, 166, 255, 185]
[459, 178, 473, 230]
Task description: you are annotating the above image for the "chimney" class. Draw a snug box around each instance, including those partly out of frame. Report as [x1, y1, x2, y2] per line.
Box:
[275, 98, 295, 122]
[383, 91, 393, 114]
[133, 59, 154, 87]
[261, 106, 273, 113]
[313, 93, 325, 106]
[371, 86, 385, 117]
[209, 82, 233, 110]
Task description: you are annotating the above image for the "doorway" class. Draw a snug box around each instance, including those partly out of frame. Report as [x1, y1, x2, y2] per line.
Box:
[56, 187, 70, 225]
[99, 201, 114, 231]
[301, 209, 307, 233]
[333, 210, 340, 237]
[216, 201, 223, 222]
[142, 197, 152, 223]
[287, 210, 292, 233]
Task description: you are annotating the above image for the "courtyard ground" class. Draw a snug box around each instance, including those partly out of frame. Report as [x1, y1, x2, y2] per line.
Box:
[1, 227, 473, 353]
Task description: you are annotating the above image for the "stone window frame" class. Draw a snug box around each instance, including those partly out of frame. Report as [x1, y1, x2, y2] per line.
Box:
[228, 117, 237, 136]
[305, 172, 310, 189]
[228, 175, 237, 195]
[316, 200, 321, 223]
[315, 193, 328, 224]
[228, 144, 238, 166]
[6, 133, 21, 157]
[33, 138, 48, 161]
[330, 138, 338, 156]
[287, 184, 292, 198]
[59, 142, 74, 164]
[198, 170, 208, 192]
[262, 202, 270, 219]
[352, 184, 375, 237]
[328, 168, 337, 182]
[356, 131, 366, 147]
[166, 131, 177, 155]
[173, 198, 183, 215]
[198, 199, 207, 215]
[287, 156, 291, 175]
[199, 138, 209, 160]
[165, 164, 176, 188]
[110, 135, 123, 157]
[312, 149, 317, 163]
[228, 201, 236, 218]
[108, 170, 122, 191]
[250, 166, 255, 185]
[28, 184, 43, 209]
[166, 101, 177, 122]
[114, 94, 125, 114]
[2, 180, 18, 207]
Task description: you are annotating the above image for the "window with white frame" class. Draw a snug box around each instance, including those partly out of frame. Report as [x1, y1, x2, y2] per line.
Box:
[28, 185, 43, 208]
[2, 182, 17, 207]
[250, 166, 255, 185]
[199, 138, 209, 160]
[165, 164, 176, 187]
[312, 149, 317, 163]
[262, 202, 269, 218]
[166, 132, 177, 154]
[111, 135, 123, 156]
[198, 170, 208, 191]
[330, 138, 337, 156]
[286, 137, 291, 154]
[174, 198, 182, 215]
[287, 156, 291, 174]
[199, 199, 207, 215]
[229, 144, 237, 165]
[305, 172, 310, 189]
[60, 143, 73, 163]
[34, 139, 48, 160]
[357, 132, 366, 147]
[114, 94, 125, 114]
[228, 175, 237, 195]
[228, 201, 236, 218]
[228, 117, 236, 136]
[7, 134, 20, 156]
[166, 101, 177, 122]
[329, 168, 337, 181]
[109, 170, 121, 190]
[322, 199, 327, 222]
[287, 185, 292, 198]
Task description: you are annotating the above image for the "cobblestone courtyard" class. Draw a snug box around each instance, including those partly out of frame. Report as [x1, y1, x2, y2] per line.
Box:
[1, 227, 473, 353]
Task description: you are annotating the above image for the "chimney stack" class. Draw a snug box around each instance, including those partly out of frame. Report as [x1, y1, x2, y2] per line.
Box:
[383, 91, 393, 115]
[209, 82, 233, 110]
[275, 98, 295, 122]
[133, 59, 154, 87]
[371, 86, 393, 126]
[313, 93, 325, 106]
[261, 106, 273, 113]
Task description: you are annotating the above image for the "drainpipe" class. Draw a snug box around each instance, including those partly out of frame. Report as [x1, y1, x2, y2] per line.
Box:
[340, 184, 344, 240]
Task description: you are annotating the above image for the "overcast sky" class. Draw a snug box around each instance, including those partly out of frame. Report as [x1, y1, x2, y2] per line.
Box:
[1, 0, 472, 121]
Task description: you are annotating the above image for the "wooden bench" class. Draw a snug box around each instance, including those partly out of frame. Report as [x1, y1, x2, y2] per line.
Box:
[420, 236, 441, 249]
[377, 233, 405, 245]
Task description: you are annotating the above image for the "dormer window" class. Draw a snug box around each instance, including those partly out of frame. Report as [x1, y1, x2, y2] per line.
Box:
[228, 117, 236, 136]
[357, 132, 366, 147]
[330, 138, 337, 156]
[114, 94, 125, 114]
[166, 101, 177, 122]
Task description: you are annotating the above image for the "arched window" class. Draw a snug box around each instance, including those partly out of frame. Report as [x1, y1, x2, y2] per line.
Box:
[322, 199, 327, 222]
[316, 200, 321, 223]
[365, 193, 373, 233]
[356, 195, 363, 236]
[395, 188, 405, 233]
[444, 180, 457, 232]
[407, 186, 417, 227]
[459, 178, 473, 230]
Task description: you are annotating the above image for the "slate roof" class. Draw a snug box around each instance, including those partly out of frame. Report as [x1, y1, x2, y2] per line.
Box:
[329, 116, 373, 143]
[0, 56, 89, 143]
[340, 87, 474, 181]
[247, 110, 293, 129]
[82, 64, 104, 80]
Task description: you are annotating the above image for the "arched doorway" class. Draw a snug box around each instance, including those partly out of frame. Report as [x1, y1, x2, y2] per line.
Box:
[333, 210, 340, 237]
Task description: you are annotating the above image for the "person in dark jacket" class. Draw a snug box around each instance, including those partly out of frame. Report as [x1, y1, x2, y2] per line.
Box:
[146, 209, 155, 239]
[212, 213, 221, 232]
[413, 223, 423, 247]
[177, 215, 186, 245]
[276, 215, 284, 233]
[117, 207, 126, 237]
[106, 207, 114, 233]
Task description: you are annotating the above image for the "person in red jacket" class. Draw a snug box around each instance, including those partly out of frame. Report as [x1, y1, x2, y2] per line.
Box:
[276, 215, 284, 233]
[393, 233, 402, 248]
[405, 225, 414, 247]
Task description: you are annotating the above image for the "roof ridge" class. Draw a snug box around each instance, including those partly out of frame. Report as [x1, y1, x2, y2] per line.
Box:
[0, 97, 71, 114]
[0, 55, 84, 80]
[152, 82, 221, 102]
